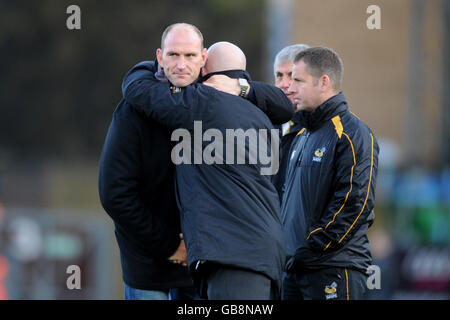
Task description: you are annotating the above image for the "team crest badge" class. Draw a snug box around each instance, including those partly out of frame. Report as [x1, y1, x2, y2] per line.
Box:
[324, 281, 338, 300]
[313, 147, 326, 162]
[171, 86, 182, 93]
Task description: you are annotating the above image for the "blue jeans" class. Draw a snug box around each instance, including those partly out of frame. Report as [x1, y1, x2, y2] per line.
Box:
[124, 283, 169, 300]
[124, 283, 202, 300]
[169, 286, 202, 300]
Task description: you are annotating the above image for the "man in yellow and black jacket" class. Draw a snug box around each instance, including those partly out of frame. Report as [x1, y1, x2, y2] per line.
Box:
[280, 46, 379, 300]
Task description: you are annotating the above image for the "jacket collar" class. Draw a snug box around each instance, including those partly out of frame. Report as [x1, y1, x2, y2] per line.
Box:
[296, 92, 348, 131]
[200, 69, 252, 82]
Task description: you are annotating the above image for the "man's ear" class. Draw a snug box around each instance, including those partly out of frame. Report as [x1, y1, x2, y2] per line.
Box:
[156, 48, 163, 67]
[201, 48, 207, 64]
[320, 75, 332, 92]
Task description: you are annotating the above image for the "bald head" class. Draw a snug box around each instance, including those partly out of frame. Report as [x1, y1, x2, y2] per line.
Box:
[203, 42, 246, 75]
[161, 23, 204, 49]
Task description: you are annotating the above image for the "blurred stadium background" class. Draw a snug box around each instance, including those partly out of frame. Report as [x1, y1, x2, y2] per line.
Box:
[0, 0, 448, 299]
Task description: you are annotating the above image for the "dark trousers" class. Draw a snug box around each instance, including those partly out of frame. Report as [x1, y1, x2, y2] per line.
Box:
[205, 266, 279, 300]
[282, 267, 367, 300]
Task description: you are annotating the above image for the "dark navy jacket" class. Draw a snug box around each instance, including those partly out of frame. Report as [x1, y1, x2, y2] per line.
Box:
[98, 100, 193, 290]
[273, 118, 303, 200]
[122, 61, 293, 290]
[280, 92, 379, 273]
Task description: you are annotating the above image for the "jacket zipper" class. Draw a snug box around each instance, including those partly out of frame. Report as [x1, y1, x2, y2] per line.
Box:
[280, 131, 310, 222]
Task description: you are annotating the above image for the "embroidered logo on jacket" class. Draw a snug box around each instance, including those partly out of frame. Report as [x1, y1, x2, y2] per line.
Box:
[324, 281, 338, 299]
[171, 86, 182, 93]
[313, 147, 326, 162]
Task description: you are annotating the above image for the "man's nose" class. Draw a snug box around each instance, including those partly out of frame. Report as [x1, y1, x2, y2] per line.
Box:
[176, 57, 186, 69]
[287, 82, 296, 94]
[280, 77, 290, 89]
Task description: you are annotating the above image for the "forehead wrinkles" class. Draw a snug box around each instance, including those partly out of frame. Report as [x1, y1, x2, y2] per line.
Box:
[163, 42, 202, 56]
[165, 46, 201, 55]
[276, 61, 292, 73]
[164, 28, 202, 51]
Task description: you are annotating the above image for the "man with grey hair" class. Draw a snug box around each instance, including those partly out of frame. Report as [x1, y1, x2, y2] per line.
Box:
[272, 44, 309, 199]
[281, 46, 379, 300]
[274, 44, 309, 109]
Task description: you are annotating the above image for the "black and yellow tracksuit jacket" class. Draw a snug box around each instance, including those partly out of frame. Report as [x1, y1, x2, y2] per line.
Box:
[280, 92, 379, 273]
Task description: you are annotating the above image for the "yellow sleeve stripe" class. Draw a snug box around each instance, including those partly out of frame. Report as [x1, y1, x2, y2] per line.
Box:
[345, 268, 350, 300]
[296, 127, 306, 136]
[323, 132, 356, 232]
[338, 133, 375, 244]
[350, 111, 360, 120]
[331, 115, 343, 139]
[306, 227, 323, 240]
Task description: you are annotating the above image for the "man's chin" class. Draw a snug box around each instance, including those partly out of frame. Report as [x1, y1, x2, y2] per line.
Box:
[168, 76, 193, 88]
[295, 103, 309, 112]
[287, 96, 295, 104]
[297, 105, 316, 112]
[293, 101, 302, 112]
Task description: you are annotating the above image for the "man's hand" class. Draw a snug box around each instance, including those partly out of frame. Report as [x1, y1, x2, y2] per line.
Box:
[168, 234, 187, 267]
[203, 75, 242, 96]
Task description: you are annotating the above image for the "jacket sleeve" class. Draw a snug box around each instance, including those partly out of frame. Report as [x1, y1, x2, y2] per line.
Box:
[249, 81, 295, 125]
[98, 108, 181, 259]
[121, 61, 196, 128]
[306, 128, 379, 252]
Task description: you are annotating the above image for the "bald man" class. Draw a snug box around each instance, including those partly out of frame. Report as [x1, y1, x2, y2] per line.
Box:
[203, 41, 246, 73]
[121, 38, 293, 299]
[201, 42, 294, 124]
